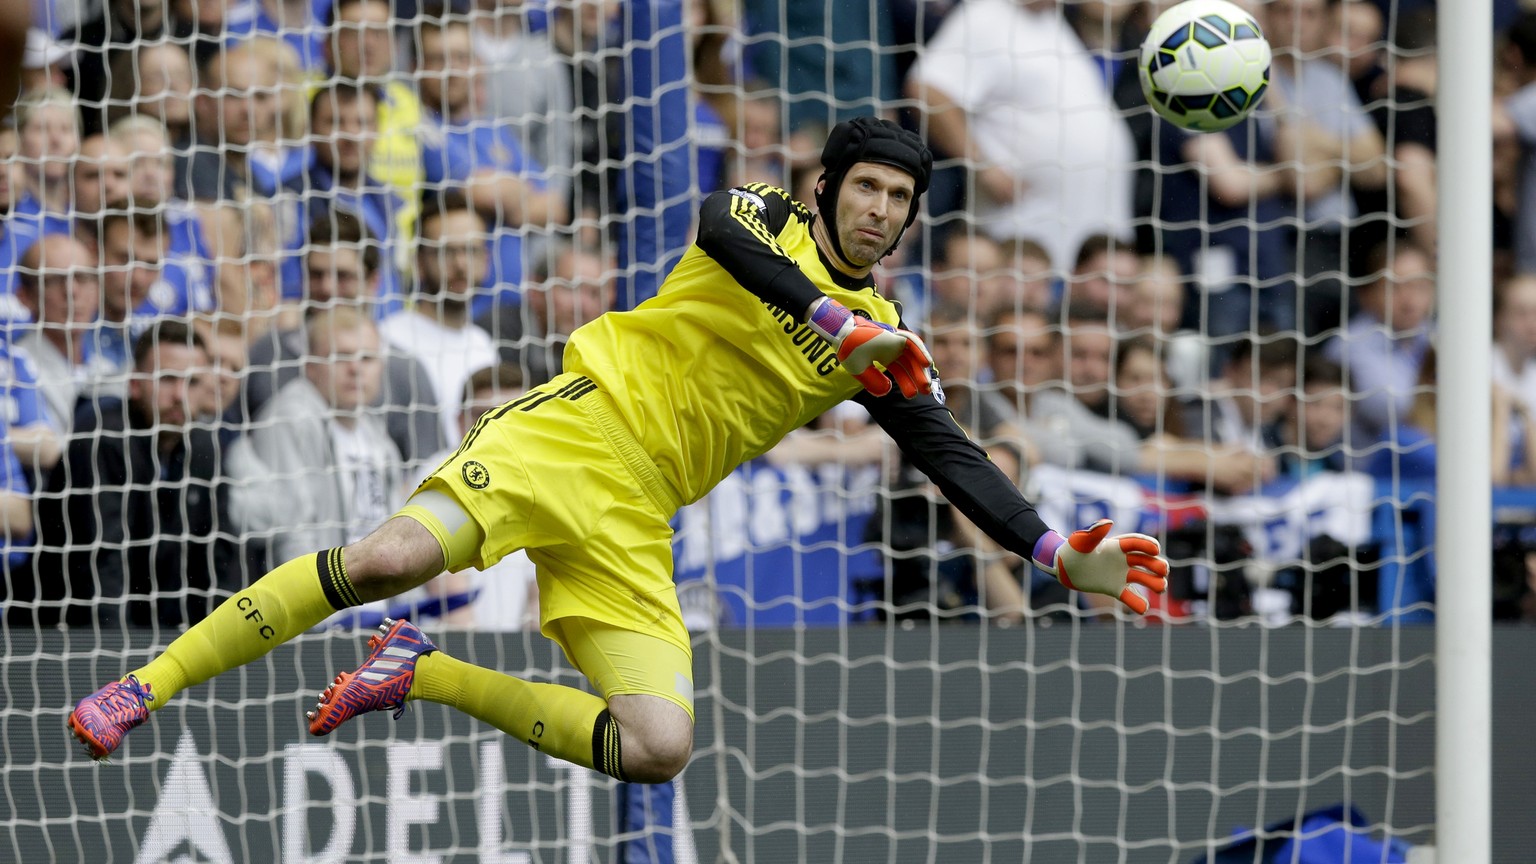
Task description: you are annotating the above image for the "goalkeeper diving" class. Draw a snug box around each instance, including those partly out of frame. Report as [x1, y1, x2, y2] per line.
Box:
[68, 117, 1169, 783]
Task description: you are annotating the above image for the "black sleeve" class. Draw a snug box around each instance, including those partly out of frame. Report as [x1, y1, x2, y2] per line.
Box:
[694, 184, 825, 318]
[857, 388, 1053, 560]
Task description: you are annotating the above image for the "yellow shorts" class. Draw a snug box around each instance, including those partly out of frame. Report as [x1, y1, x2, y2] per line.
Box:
[406, 373, 693, 712]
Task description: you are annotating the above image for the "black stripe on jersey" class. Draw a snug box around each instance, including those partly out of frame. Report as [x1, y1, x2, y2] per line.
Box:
[450, 388, 544, 458]
[563, 380, 598, 402]
[730, 193, 794, 260]
[742, 182, 812, 225]
[519, 376, 591, 412]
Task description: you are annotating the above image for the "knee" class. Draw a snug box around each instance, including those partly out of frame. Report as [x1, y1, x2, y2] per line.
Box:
[341, 518, 445, 598]
[622, 727, 692, 784]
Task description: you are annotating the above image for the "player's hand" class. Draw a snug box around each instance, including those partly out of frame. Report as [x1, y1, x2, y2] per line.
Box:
[807, 297, 933, 398]
[1031, 519, 1169, 615]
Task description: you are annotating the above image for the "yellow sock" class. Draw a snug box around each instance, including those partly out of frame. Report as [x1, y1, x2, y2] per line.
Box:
[409, 652, 626, 780]
[132, 550, 359, 708]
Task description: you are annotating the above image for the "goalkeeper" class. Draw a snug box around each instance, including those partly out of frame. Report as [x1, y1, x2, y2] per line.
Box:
[69, 117, 1169, 782]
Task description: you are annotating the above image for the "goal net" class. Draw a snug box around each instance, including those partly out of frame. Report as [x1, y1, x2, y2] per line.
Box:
[0, 0, 1493, 860]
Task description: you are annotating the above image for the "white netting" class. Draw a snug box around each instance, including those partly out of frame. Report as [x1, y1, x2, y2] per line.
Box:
[0, 0, 1508, 859]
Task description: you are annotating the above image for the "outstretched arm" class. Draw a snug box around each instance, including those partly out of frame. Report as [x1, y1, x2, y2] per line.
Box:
[861, 389, 1168, 613]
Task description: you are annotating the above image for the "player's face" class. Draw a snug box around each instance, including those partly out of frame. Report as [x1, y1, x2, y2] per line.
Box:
[308, 324, 384, 412]
[417, 24, 476, 115]
[417, 210, 489, 300]
[834, 163, 914, 268]
[332, 0, 394, 79]
[101, 220, 168, 319]
[311, 91, 377, 177]
[74, 136, 132, 216]
[131, 342, 208, 431]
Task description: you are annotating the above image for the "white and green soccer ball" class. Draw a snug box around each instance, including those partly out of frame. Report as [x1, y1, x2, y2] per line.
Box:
[1139, 0, 1272, 133]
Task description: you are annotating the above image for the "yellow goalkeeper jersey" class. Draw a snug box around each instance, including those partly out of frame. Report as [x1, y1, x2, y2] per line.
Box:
[564, 183, 900, 505]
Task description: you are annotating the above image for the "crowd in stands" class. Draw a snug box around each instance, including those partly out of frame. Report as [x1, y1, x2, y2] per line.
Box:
[1, 0, 1531, 629]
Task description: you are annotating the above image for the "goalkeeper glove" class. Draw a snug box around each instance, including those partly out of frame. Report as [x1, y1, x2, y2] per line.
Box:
[1031, 519, 1169, 615]
[806, 297, 934, 398]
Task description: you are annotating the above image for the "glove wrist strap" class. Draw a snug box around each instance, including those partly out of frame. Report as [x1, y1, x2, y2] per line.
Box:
[806, 297, 852, 345]
[1031, 530, 1066, 572]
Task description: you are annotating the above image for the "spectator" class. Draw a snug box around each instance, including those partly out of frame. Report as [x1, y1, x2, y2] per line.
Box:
[548, 0, 628, 222]
[175, 41, 287, 203]
[1332, 0, 1386, 105]
[13, 234, 124, 439]
[247, 0, 330, 71]
[101, 43, 196, 148]
[1068, 233, 1139, 320]
[1365, 348, 1536, 487]
[324, 0, 430, 231]
[83, 207, 211, 366]
[15, 88, 79, 223]
[1112, 335, 1185, 442]
[379, 191, 498, 445]
[1121, 256, 1207, 390]
[1494, 275, 1536, 415]
[1155, 76, 1297, 341]
[411, 363, 541, 631]
[1066, 0, 1144, 93]
[928, 230, 1015, 322]
[0, 119, 61, 320]
[1182, 331, 1298, 458]
[1264, 0, 1388, 336]
[36, 320, 243, 628]
[730, 86, 789, 190]
[1497, 12, 1536, 275]
[1353, 8, 1437, 268]
[60, 0, 171, 138]
[238, 213, 446, 467]
[478, 240, 614, 387]
[909, 0, 1134, 270]
[1025, 303, 1145, 475]
[70, 134, 133, 221]
[1007, 237, 1056, 316]
[248, 306, 401, 565]
[21, 28, 70, 97]
[414, 8, 567, 311]
[471, 0, 577, 212]
[1323, 241, 1435, 444]
[283, 81, 406, 303]
[741, 0, 897, 160]
[110, 116, 179, 209]
[1279, 355, 1350, 479]
[170, 0, 262, 69]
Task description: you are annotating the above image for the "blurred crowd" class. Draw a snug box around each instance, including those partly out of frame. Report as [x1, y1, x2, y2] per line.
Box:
[1, 0, 1530, 629]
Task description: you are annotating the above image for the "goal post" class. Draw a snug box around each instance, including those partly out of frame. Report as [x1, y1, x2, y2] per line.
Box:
[0, 0, 1511, 860]
[1435, 0, 1492, 859]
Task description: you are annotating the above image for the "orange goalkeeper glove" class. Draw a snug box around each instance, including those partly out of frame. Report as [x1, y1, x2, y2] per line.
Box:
[1031, 519, 1170, 615]
[806, 297, 934, 398]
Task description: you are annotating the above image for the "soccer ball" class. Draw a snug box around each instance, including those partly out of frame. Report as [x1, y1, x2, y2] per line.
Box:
[1139, 0, 1271, 133]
